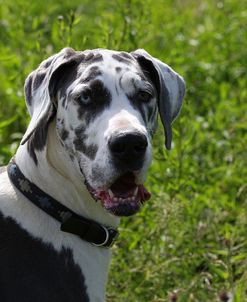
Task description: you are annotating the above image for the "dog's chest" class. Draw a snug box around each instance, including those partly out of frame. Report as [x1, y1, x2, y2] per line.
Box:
[0, 212, 90, 302]
[0, 173, 110, 302]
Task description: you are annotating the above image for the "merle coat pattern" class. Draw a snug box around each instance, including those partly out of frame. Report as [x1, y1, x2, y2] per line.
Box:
[0, 48, 185, 302]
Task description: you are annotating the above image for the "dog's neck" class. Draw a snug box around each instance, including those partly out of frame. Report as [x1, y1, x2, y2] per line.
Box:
[15, 121, 120, 228]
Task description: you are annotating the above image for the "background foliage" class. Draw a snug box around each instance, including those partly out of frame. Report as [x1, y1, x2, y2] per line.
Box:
[0, 0, 247, 301]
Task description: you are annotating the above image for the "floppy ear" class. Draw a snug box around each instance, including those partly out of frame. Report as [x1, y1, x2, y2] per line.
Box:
[131, 49, 185, 150]
[21, 47, 80, 145]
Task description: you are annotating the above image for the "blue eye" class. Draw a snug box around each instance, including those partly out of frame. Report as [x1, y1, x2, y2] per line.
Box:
[76, 89, 91, 104]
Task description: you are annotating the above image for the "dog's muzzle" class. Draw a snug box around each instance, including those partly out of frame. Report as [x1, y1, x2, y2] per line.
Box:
[85, 132, 151, 217]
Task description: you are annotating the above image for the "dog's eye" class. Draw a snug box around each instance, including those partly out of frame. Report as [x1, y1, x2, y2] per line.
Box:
[137, 90, 153, 103]
[76, 89, 91, 104]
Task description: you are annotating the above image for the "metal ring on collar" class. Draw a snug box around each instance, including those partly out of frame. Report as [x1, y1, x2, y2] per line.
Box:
[92, 225, 109, 247]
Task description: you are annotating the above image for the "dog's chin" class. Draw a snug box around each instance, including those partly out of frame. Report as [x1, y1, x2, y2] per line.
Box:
[85, 172, 151, 217]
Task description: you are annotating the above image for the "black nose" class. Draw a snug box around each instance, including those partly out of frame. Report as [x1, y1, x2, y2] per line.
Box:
[108, 132, 148, 170]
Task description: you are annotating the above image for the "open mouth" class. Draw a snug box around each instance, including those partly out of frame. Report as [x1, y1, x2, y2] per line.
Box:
[85, 172, 151, 216]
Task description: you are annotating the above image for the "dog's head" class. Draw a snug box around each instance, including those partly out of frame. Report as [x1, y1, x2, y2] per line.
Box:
[22, 48, 185, 216]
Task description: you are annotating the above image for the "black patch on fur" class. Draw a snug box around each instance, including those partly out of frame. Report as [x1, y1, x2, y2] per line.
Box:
[119, 52, 134, 60]
[69, 153, 75, 161]
[61, 128, 69, 141]
[27, 105, 56, 165]
[82, 143, 98, 160]
[24, 74, 33, 106]
[61, 97, 67, 108]
[84, 52, 94, 61]
[76, 79, 111, 124]
[131, 78, 137, 90]
[84, 52, 103, 63]
[73, 138, 98, 160]
[128, 93, 147, 124]
[63, 47, 77, 59]
[43, 57, 53, 69]
[115, 84, 119, 95]
[74, 125, 87, 138]
[0, 212, 89, 302]
[82, 66, 102, 83]
[91, 53, 103, 62]
[73, 136, 86, 152]
[119, 75, 124, 90]
[112, 53, 132, 65]
[73, 126, 98, 160]
[115, 67, 122, 73]
[33, 71, 46, 91]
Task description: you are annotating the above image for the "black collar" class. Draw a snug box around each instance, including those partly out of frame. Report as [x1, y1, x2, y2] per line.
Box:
[7, 159, 118, 248]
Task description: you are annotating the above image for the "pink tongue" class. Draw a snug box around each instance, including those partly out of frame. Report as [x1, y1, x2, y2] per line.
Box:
[110, 172, 137, 198]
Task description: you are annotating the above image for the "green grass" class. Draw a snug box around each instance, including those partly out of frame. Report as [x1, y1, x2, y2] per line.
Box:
[0, 0, 247, 301]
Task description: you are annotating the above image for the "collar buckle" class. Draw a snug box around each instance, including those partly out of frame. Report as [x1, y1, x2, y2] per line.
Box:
[97, 225, 119, 248]
[92, 225, 109, 247]
[93, 226, 119, 248]
[60, 213, 119, 248]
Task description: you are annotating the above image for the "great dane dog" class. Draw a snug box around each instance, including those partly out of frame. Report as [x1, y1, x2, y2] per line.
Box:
[0, 48, 185, 302]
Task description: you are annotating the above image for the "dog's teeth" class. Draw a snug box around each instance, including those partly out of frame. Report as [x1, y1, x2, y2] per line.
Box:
[108, 189, 114, 198]
[134, 187, 138, 197]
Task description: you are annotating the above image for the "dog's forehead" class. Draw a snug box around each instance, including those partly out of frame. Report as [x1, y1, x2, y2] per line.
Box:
[74, 49, 148, 95]
[87, 49, 136, 64]
[77, 49, 140, 78]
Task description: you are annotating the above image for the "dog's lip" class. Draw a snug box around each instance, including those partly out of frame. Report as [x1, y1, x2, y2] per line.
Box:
[85, 172, 151, 216]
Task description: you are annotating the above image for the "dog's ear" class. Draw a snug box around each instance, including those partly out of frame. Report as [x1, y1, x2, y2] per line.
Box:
[21, 47, 80, 145]
[131, 49, 185, 150]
